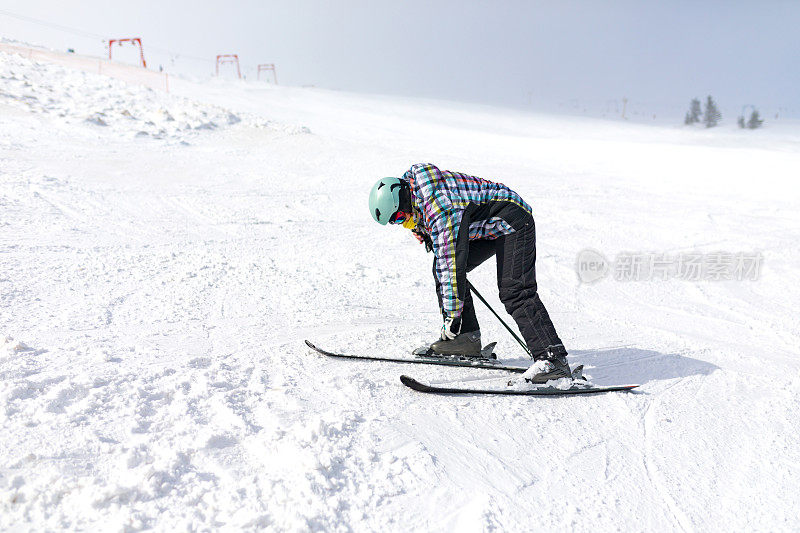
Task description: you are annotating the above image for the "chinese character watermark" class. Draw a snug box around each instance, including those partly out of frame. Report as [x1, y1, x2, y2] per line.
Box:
[576, 250, 762, 283]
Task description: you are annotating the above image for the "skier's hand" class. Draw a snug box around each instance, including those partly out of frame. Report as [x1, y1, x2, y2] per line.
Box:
[412, 228, 434, 253]
[440, 316, 461, 340]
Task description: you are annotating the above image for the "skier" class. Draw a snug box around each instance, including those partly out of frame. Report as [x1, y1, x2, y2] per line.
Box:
[368, 163, 571, 380]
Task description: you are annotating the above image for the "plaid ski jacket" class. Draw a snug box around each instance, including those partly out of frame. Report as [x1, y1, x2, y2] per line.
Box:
[402, 163, 533, 320]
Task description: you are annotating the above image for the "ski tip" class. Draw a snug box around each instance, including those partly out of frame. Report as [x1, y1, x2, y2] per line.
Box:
[400, 375, 430, 392]
[305, 340, 335, 356]
[399, 375, 416, 386]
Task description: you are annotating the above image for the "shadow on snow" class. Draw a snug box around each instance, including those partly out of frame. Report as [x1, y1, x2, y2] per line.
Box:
[568, 347, 718, 386]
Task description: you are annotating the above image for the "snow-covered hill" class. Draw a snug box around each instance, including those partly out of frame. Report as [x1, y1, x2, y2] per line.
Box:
[2, 49, 799, 531]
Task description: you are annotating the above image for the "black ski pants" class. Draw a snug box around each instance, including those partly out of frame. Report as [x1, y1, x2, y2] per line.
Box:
[434, 218, 563, 357]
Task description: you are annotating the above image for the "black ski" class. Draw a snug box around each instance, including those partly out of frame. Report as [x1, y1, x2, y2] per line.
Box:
[305, 340, 530, 373]
[400, 375, 639, 396]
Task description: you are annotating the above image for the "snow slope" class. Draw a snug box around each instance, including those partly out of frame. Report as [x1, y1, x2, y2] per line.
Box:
[2, 49, 800, 531]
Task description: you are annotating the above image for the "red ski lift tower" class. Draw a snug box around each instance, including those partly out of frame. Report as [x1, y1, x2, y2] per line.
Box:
[257, 63, 278, 84]
[108, 37, 147, 68]
[216, 54, 242, 78]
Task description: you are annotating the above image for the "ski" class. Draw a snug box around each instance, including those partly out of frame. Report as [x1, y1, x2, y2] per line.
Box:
[305, 340, 530, 373]
[400, 375, 639, 396]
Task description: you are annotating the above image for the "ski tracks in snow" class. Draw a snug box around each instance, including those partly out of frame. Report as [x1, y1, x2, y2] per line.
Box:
[640, 377, 695, 532]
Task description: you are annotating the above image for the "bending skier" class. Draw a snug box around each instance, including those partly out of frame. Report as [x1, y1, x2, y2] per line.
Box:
[368, 163, 571, 380]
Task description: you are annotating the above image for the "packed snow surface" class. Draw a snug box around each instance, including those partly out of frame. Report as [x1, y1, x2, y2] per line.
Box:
[2, 50, 800, 531]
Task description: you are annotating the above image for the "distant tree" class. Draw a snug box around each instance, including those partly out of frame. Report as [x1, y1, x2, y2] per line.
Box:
[684, 98, 702, 125]
[737, 115, 746, 128]
[747, 109, 764, 129]
[703, 96, 721, 128]
[691, 99, 702, 122]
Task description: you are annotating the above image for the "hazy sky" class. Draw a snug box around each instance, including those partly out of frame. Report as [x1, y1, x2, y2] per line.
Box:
[2, 1, 799, 116]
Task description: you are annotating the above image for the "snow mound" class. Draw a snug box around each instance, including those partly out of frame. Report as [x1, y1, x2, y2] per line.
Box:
[3, 336, 44, 356]
[0, 51, 293, 143]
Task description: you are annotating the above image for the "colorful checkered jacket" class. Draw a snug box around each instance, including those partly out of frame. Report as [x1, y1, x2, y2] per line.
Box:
[402, 163, 533, 320]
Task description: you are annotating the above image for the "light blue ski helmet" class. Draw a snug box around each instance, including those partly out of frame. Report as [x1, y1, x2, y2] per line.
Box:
[368, 177, 402, 225]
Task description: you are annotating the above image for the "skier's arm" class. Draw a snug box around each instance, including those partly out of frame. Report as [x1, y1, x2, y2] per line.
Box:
[411, 164, 465, 320]
[430, 212, 464, 320]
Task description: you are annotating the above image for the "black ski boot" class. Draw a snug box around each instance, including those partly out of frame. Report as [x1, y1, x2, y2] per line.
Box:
[429, 331, 482, 357]
[523, 344, 572, 384]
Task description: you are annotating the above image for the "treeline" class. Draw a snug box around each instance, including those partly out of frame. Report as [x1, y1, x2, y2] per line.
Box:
[684, 96, 764, 129]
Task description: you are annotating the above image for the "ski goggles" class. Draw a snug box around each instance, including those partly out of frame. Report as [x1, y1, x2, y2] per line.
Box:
[390, 210, 418, 229]
[389, 210, 409, 225]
